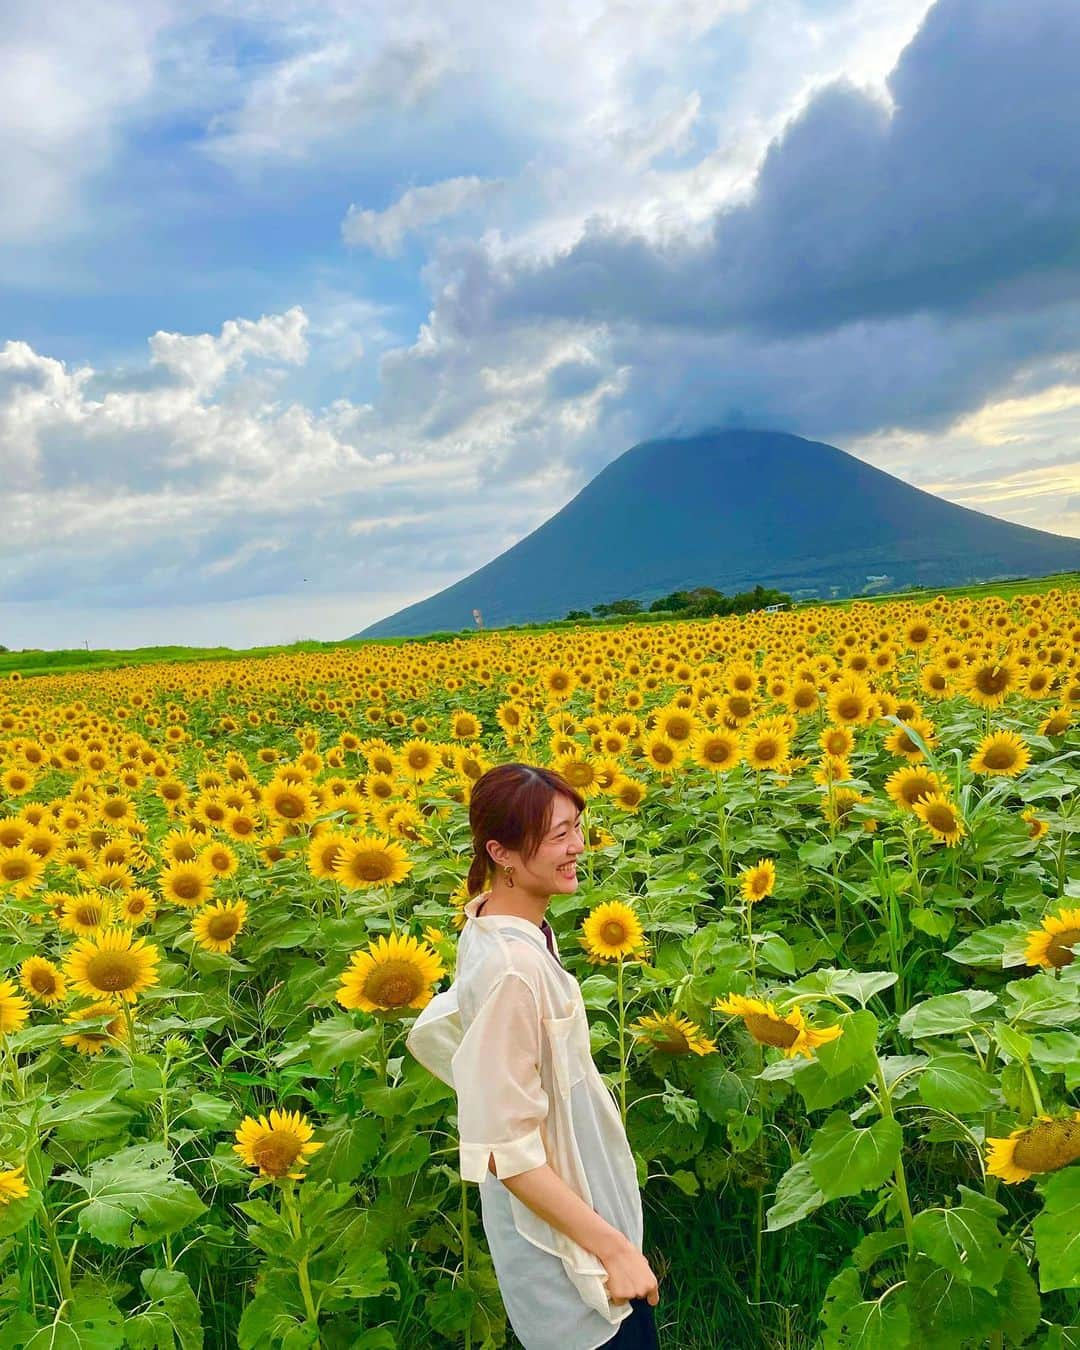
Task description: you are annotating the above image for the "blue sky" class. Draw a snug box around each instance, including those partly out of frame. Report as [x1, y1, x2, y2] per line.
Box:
[3, 0, 1079, 648]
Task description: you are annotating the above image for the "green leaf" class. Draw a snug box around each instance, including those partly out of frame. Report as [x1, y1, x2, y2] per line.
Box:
[305, 1115, 382, 1184]
[0, 1186, 41, 1239]
[787, 969, 897, 1007]
[821, 1267, 911, 1349]
[124, 1269, 203, 1350]
[1038, 1327, 1080, 1349]
[851, 1229, 909, 1272]
[946, 922, 1029, 969]
[1034, 1167, 1080, 1292]
[809, 1112, 902, 1201]
[765, 1159, 824, 1231]
[303, 1015, 380, 1073]
[423, 1281, 477, 1336]
[1004, 971, 1080, 1028]
[918, 1054, 1000, 1114]
[24, 1279, 124, 1350]
[668, 1169, 699, 1196]
[994, 1253, 1042, 1346]
[910, 1187, 1009, 1291]
[61, 1144, 206, 1248]
[371, 1131, 430, 1178]
[898, 991, 997, 1039]
[684, 1059, 749, 1123]
[759, 934, 796, 976]
[906, 1257, 1000, 1350]
[1029, 1032, 1080, 1089]
[177, 1093, 236, 1128]
[237, 1290, 306, 1349]
[817, 1012, 879, 1078]
[793, 1055, 877, 1112]
[909, 907, 953, 941]
[993, 1022, 1033, 1063]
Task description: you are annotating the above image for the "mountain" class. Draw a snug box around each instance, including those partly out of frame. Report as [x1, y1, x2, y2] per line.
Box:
[357, 429, 1080, 637]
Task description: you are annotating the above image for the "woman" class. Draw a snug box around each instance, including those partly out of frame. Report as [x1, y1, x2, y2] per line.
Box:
[406, 763, 661, 1350]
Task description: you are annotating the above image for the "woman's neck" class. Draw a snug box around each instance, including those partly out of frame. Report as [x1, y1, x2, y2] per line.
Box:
[478, 883, 548, 927]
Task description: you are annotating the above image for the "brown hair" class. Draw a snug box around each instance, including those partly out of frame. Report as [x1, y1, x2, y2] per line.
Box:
[466, 763, 586, 896]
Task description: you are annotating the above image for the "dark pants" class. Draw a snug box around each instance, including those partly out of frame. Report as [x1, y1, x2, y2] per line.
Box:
[605, 1297, 660, 1349]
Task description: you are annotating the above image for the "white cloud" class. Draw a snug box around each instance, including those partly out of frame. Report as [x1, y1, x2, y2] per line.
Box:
[343, 177, 504, 256]
[149, 307, 310, 392]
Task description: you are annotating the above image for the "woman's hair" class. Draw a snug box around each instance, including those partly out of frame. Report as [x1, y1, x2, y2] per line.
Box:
[466, 763, 586, 896]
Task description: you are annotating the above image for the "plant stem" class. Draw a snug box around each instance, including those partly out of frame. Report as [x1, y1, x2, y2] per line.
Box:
[282, 1185, 319, 1338]
[873, 1058, 915, 1253]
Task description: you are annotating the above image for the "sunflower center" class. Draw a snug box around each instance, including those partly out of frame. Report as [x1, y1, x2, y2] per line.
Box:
[652, 744, 674, 765]
[654, 1028, 690, 1054]
[565, 763, 595, 786]
[173, 843, 199, 861]
[975, 667, 1010, 694]
[755, 738, 780, 761]
[897, 732, 918, 753]
[363, 960, 423, 1008]
[31, 969, 57, 994]
[728, 696, 751, 718]
[925, 804, 957, 832]
[2, 859, 31, 881]
[84, 952, 140, 992]
[1045, 928, 1079, 968]
[276, 794, 303, 819]
[902, 780, 934, 806]
[172, 874, 203, 901]
[76, 904, 104, 926]
[207, 912, 241, 941]
[252, 1131, 303, 1177]
[1011, 1119, 1080, 1173]
[744, 1013, 799, 1048]
[347, 851, 393, 882]
[983, 745, 1017, 770]
[835, 697, 863, 721]
[600, 920, 629, 946]
[703, 741, 733, 765]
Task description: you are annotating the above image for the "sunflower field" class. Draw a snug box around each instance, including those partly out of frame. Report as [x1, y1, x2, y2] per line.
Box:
[1, 587, 1079, 1350]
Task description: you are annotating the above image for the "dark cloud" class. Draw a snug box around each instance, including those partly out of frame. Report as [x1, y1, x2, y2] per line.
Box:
[442, 0, 1080, 342]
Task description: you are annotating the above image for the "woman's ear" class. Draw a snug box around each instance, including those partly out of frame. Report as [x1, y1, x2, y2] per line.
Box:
[486, 839, 509, 869]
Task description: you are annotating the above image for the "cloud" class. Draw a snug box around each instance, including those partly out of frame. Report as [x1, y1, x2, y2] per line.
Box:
[342, 177, 504, 256]
[149, 307, 309, 392]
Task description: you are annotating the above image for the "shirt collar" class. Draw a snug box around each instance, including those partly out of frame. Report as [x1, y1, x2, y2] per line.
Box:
[463, 893, 549, 947]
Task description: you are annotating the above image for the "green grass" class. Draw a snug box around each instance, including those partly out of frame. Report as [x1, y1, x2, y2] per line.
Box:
[5, 571, 1078, 680]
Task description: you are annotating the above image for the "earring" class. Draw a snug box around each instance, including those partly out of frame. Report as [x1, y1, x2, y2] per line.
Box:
[505, 864, 515, 889]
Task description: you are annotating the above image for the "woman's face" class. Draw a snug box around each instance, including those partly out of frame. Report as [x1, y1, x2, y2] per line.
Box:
[493, 793, 585, 898]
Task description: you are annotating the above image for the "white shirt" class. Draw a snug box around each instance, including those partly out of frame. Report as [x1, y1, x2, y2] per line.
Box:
[405, 892, 643, 1350]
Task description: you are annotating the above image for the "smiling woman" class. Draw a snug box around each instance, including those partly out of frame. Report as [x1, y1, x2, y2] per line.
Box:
[406, 763, 662, 1350]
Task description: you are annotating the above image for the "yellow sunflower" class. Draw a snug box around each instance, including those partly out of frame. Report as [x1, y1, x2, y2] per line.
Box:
[201, 841, 239, 878]
[611, 776, 648, 812]
[192, 899, 248, 954]
[306, 829, 352, 880]
[64, 928, 160, 1004]
[961, 656, 1021, 709]
[883, 766, 946, 813]
[581, 900, 646, 962]
[117, 887, 157, 925]
[883, 717, 937, 763]
[818, 725, 855, 759]
[159, 857, 216, 909]
[398, 738, 441, 782]
[744, 729, 790, 773]
[234, 1108, 323, 1180]
[450, 710, 482, 740]
[632, 1011, 717, 1056]
[0, 844, 46, 898]
[261, 780, 316, 826]
[0, 1165, 29, 1205]
[1038, 707, 1072, 737]
[714, 993, 842, 1059]
[160, 827, 205, 863]
[0, 978, 30, 1035]
[986, 1113, 1080, 1184]
[821, 787, 867, 828]
[335, 933, 445, 1013]
[1024, 907, 1080, 969]
[912, 792, 966, 845]
[690, 729, 742, 773]
[1020, 807, 1049, 841]
[333, 835, 413, 889]
[552, 753, 603, 797]
[969, 730, 1031, 777]
[738, 859, 776, 904]
[826, 680, 876, 726]
[19, 956, 66, 1006]
[62, 1001, 124, 1055]
[59, 891, 114, 936]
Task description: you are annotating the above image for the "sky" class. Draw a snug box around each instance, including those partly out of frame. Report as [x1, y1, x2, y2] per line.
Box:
[4, 0, 1080, 650]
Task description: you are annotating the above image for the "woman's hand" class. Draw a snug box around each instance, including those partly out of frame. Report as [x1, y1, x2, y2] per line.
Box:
[596, 1234, 661, 1306]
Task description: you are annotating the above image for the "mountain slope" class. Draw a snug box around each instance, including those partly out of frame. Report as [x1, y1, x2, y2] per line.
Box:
[357, 429, 1080, 637]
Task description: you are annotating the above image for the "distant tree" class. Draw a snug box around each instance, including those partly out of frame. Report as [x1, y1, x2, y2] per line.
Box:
[608, 598, 643, 614]
[564, 609, 591, 621]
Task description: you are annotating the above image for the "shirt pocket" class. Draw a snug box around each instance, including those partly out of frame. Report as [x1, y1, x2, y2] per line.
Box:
[543, 1008, 588, 1096]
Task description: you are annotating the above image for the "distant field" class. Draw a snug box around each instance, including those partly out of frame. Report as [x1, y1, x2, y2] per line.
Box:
[4, 569, 1078, 678]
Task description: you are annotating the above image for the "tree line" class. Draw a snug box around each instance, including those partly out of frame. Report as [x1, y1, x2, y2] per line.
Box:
[565, 583, 792, 621]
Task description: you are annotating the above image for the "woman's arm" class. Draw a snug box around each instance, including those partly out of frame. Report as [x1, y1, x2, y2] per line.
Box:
[498, 1160, 660, 1305]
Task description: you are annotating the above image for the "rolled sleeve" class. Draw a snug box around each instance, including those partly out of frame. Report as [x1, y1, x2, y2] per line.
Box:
[452, 972, 550, 1183]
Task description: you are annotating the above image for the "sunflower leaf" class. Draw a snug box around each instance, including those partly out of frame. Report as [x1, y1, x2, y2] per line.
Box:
[1034, 1167, 1080, 1292]
[61, 1144, 206, 1249]
[910, 1186, 1009, 1291]
[765, 1158, 825, 1231]
[808, 1112, 902, 1200]
[820, 1266, 911, 1349]
[898, 990, 997, 1038]
[918, 1054, 1000, 1114]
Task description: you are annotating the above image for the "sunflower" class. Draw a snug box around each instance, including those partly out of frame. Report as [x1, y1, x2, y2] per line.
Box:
[0, 979, 30, 1035]
[690, 729, 742, 773]
[962, 657, 1021, 709]
[61, 1001, 123, 1054]
[652, 706, 697, 745]
[160, 828, 205, 864]
[0, 1165, 28, 1205]
[306, 829, 352, 880]
[719, 691, 756, 727]
[826, 680, 875, 726]
[93, 861, 134, 892]
[912, 792, 966, 845]
[714, 993, 842, 1059]
[159, 857, 216, 909]
[581, 900, 646, 962]
[552, 753, 603, 797]
[64, 928, 160, 1003]
[59, 891, 114, 936]
[822, 787, 867, 828]
[969, 730, 1031, 777]
[1038, 707, 1072, 737]
[336, 933, 445, 1013]
[224, 809, 261, 842]
[117, 887, 157, 925]
[2, 767, 35, 796]
[986, 1113, 1080, 1184]
[818, 725, 854, 759]
[738, 859, 776, 904]
[398, 739, 440, 782]
[450, 711, 482, 740]
[632, 1011, 717, 1057]
[261, 780, 316, 826]
[744, 729, 790, 773]
[1020, 807, 1049, 842]
[0, 844, 46, 898]
[192, 899, 248, 954]
[883, 716, 937, 763]
[611, 776, 647, 812]
[1024, 908, 1080, 969]
[19, 956, 66, 1006]
[333, 835, 413, 890]
[234, 1108, 323, 1180]
[641, 732, 683, 775]
[883, 766, 946, 812]
[786, 681, 820, 717]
